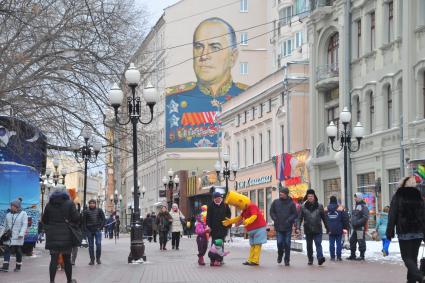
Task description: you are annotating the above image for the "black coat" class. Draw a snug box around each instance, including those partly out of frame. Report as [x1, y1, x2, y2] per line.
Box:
[298, 201, 328, 235]
[386, 186, 425, 239]
[351, 200, 369, 231]
[83, 207, 106, 232]
[156, 211, 172, 232]
[143, 217, 153, 236]
[270, 197, 298, 232]
[206, 201, 231, 239]
[42, 192, 80, 251]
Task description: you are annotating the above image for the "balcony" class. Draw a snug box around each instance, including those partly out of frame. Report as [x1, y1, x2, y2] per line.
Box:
[315, 64, 339, 90]
[309, 0, 334, 21]
[310, 0, 335, 10]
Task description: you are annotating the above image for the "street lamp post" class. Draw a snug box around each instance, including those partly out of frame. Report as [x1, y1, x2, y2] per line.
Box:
[110, 190, 122, 213]
[40, 177, 46, 214]
[48, 158, 67, 186]
[108, 63, 157, 263]
[162, 169, 180, 210]
[326, 107, 365, 210]
[214, 152, 238, 195]
[70, 126, 102, 210]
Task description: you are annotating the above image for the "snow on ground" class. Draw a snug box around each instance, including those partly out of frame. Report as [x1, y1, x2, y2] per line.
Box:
[227, 237, 413, 264]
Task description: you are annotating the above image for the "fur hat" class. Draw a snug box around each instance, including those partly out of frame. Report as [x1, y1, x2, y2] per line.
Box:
[303, 189, 318, 202]
[10, 199, 21, 209]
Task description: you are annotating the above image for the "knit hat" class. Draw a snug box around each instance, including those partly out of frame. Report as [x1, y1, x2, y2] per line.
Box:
[10, 199, 21, 209]
[354, 192, 363, 200]
[329, 196, 338, 204]
[214, 239, 223, 247]
[213, 191, 222, 198]
[279, 187, 290, 195]
[88, 199, 96, 204]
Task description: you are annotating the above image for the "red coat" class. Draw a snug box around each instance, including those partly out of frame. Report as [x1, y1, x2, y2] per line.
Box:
[241, 203, 267, 231]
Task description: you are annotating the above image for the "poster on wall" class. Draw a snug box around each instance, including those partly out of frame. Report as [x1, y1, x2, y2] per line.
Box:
[361, 192, 376, 215]
[165, 17, 248, 148]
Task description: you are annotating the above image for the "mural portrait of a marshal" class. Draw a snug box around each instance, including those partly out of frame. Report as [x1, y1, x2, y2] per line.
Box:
[166, 17, 248, 148]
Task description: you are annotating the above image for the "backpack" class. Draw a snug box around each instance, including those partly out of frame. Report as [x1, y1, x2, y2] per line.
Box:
[327, 210, 343, 235]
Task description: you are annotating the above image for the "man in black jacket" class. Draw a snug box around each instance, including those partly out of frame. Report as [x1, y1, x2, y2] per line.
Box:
[347, 193, 369, 261]
[206, 191, 231, 247]
[297, 189, 328, 266]
[83, 200, 106, 265]
[270, 187, 298, 266]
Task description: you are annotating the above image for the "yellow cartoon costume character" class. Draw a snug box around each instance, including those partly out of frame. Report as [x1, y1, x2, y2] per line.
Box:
[222, 191, 267, 266]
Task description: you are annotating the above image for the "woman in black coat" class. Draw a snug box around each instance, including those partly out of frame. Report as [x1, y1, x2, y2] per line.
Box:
[42, 187, 80, 283]
[144, 213, 153, 242]
[156, 206, 172, 250]
[386, 176, 425, 283]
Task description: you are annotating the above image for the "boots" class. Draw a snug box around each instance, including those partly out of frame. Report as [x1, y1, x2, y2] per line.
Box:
[0, 262, 9, 272]
[356, 253, 365, 261]
[14, 262, 21, 272]
[88, 258, 95, 265]
[198, 256, 205, 266]
[277, 251, 283, 264]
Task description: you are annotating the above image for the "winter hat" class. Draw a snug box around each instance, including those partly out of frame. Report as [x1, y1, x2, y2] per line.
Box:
[303, 189, 318, 202]
[354, 192, 363, 201]
[279, 187, 290, 195]
[213, 191, 222, 198]
[214, 239, 223, 247]
[329, 196, 338, 204]
[10, 199, 21, 209]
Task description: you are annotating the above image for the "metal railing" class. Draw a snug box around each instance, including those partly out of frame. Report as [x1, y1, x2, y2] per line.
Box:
[316, 63, 339, 81]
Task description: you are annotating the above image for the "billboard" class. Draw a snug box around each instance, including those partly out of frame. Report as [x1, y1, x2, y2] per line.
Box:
[165, 17, 248, 148]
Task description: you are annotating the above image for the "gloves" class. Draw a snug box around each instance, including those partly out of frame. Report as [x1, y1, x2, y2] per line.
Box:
[222, 218, 233, 227]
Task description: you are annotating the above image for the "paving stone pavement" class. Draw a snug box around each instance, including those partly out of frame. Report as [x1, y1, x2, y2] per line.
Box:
[0, 235, 407, 283]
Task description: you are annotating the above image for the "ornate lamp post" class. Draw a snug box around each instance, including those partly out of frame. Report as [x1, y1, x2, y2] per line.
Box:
[39, 176, 47, 214]
[110, 190, 122, 213]
[70, 126, 102, 210]
[326, 107, 365, 210]
[108, 63, 157, 263]
[47, 158, 67, 186]
[162, 169, 180, 210]
[214, 152, 238, 195]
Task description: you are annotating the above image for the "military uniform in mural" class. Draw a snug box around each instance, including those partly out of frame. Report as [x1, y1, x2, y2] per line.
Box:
[165, 79, 248, 148]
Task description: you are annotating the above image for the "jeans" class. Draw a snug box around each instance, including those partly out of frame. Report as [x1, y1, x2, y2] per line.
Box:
[171, 232, 181, 248]
[87, 230, 102, 260]
[399, 239, 423, 283]
[50, 253, 72, 282]
[3, 245, 23, 263]
[276, 230, 292, 262]
[329, 234, 342, 259]
[305, 233, 324, 260]
[382, 239, 391, 255]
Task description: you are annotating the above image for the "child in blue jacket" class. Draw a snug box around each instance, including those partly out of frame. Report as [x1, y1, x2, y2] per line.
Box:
[376, 206, 390, 256]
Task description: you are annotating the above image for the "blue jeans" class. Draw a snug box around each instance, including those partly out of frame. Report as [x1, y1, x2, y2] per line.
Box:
[3, 245, 22, 263]
[87, 230, 102, 260]
[306, 233, 324, 260]
[276, 230, 292, 262]
[329, 234, 342, 259]
[382, 239, 391, 255]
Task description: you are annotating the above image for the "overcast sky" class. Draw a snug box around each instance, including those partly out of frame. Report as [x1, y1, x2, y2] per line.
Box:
[135, 0, 180, 28]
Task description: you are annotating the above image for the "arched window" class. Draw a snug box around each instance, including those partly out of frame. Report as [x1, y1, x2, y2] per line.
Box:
[386, 85, 393, 129]
[369, 92, 375, 133]
[327, 33, 339, 71]
[356, 96, 361, 123]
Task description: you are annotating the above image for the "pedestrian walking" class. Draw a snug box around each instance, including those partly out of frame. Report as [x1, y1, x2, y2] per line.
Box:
[386, 176, 425, 283]
[269, 186, 298, 266]
[41, 187, 79, 283]
[326, 196, 349, 261]
[114, 215, 120, 239]
[347, 193, 369, 261]
[83, 199, 106, 265]
[206, 191, 231, 247]
[297, 189, 328, 266]
[156, 205, 172, 250]
[195, 210, 210, 265]
[144, 213, 154, 242]
[106, 215, 115, 239]
[169, 203, 185, 250]
[0, 199, 28, 272]
[151, 212, 158, 243]
[376, 206, 390, 256]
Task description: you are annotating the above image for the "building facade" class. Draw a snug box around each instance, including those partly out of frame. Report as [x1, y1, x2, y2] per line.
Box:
[307, 0, 425, 222]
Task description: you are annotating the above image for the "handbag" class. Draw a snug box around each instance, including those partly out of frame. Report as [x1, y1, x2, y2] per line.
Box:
[420, 244, 425, 275]
[65, 219, 82, 247]
[0, 211, 21, 243]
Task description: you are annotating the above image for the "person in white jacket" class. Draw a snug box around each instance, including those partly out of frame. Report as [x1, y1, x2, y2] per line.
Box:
[0, 199, 28, 272]
[169, 203, 185, 250]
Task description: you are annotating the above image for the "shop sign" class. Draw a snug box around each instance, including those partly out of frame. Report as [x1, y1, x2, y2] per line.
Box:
[237, 175, 272, 189]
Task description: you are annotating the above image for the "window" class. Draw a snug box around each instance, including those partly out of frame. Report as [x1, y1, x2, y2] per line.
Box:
[240, 32, 248, 45]
[243, 139, 247, 167]
[295, 31, 303, 49]
[280, 125, 285, 153]
[370, 12, 376, 51]
[240, 62, 248, 75]
[251, 136, 255, 165]
[250, 190, 257, 205]
[240, 0, 248, 12]
[369, 92, 375, 133]
[266, 187, 272, 222]
[387, 85, 393, 129]
[259, 133, 263, 162]
[356, 19, 362, 58]
[267, 130, 271, 159]
[259, 103, 263, 118]
[357, 172, 376, 226]
[281, 92, 285, 106]
[388, 168, 400, 197]
[279, 6, 293, 26]
[267, 98, 272, 112]
[243, 111, 247, 123]
[281, 39, 292, 57]
[295, 0, 308, 15]
[388, 1, 394, 43]
[323, 178, 341, 204]
[327, 33, 339, 69]
[237, 141, 241, 167]
[251, 107, 255, 120]
[236, 114, 240, 126]
[356, 96, 361, 123]
[258, 189, 264, 216]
